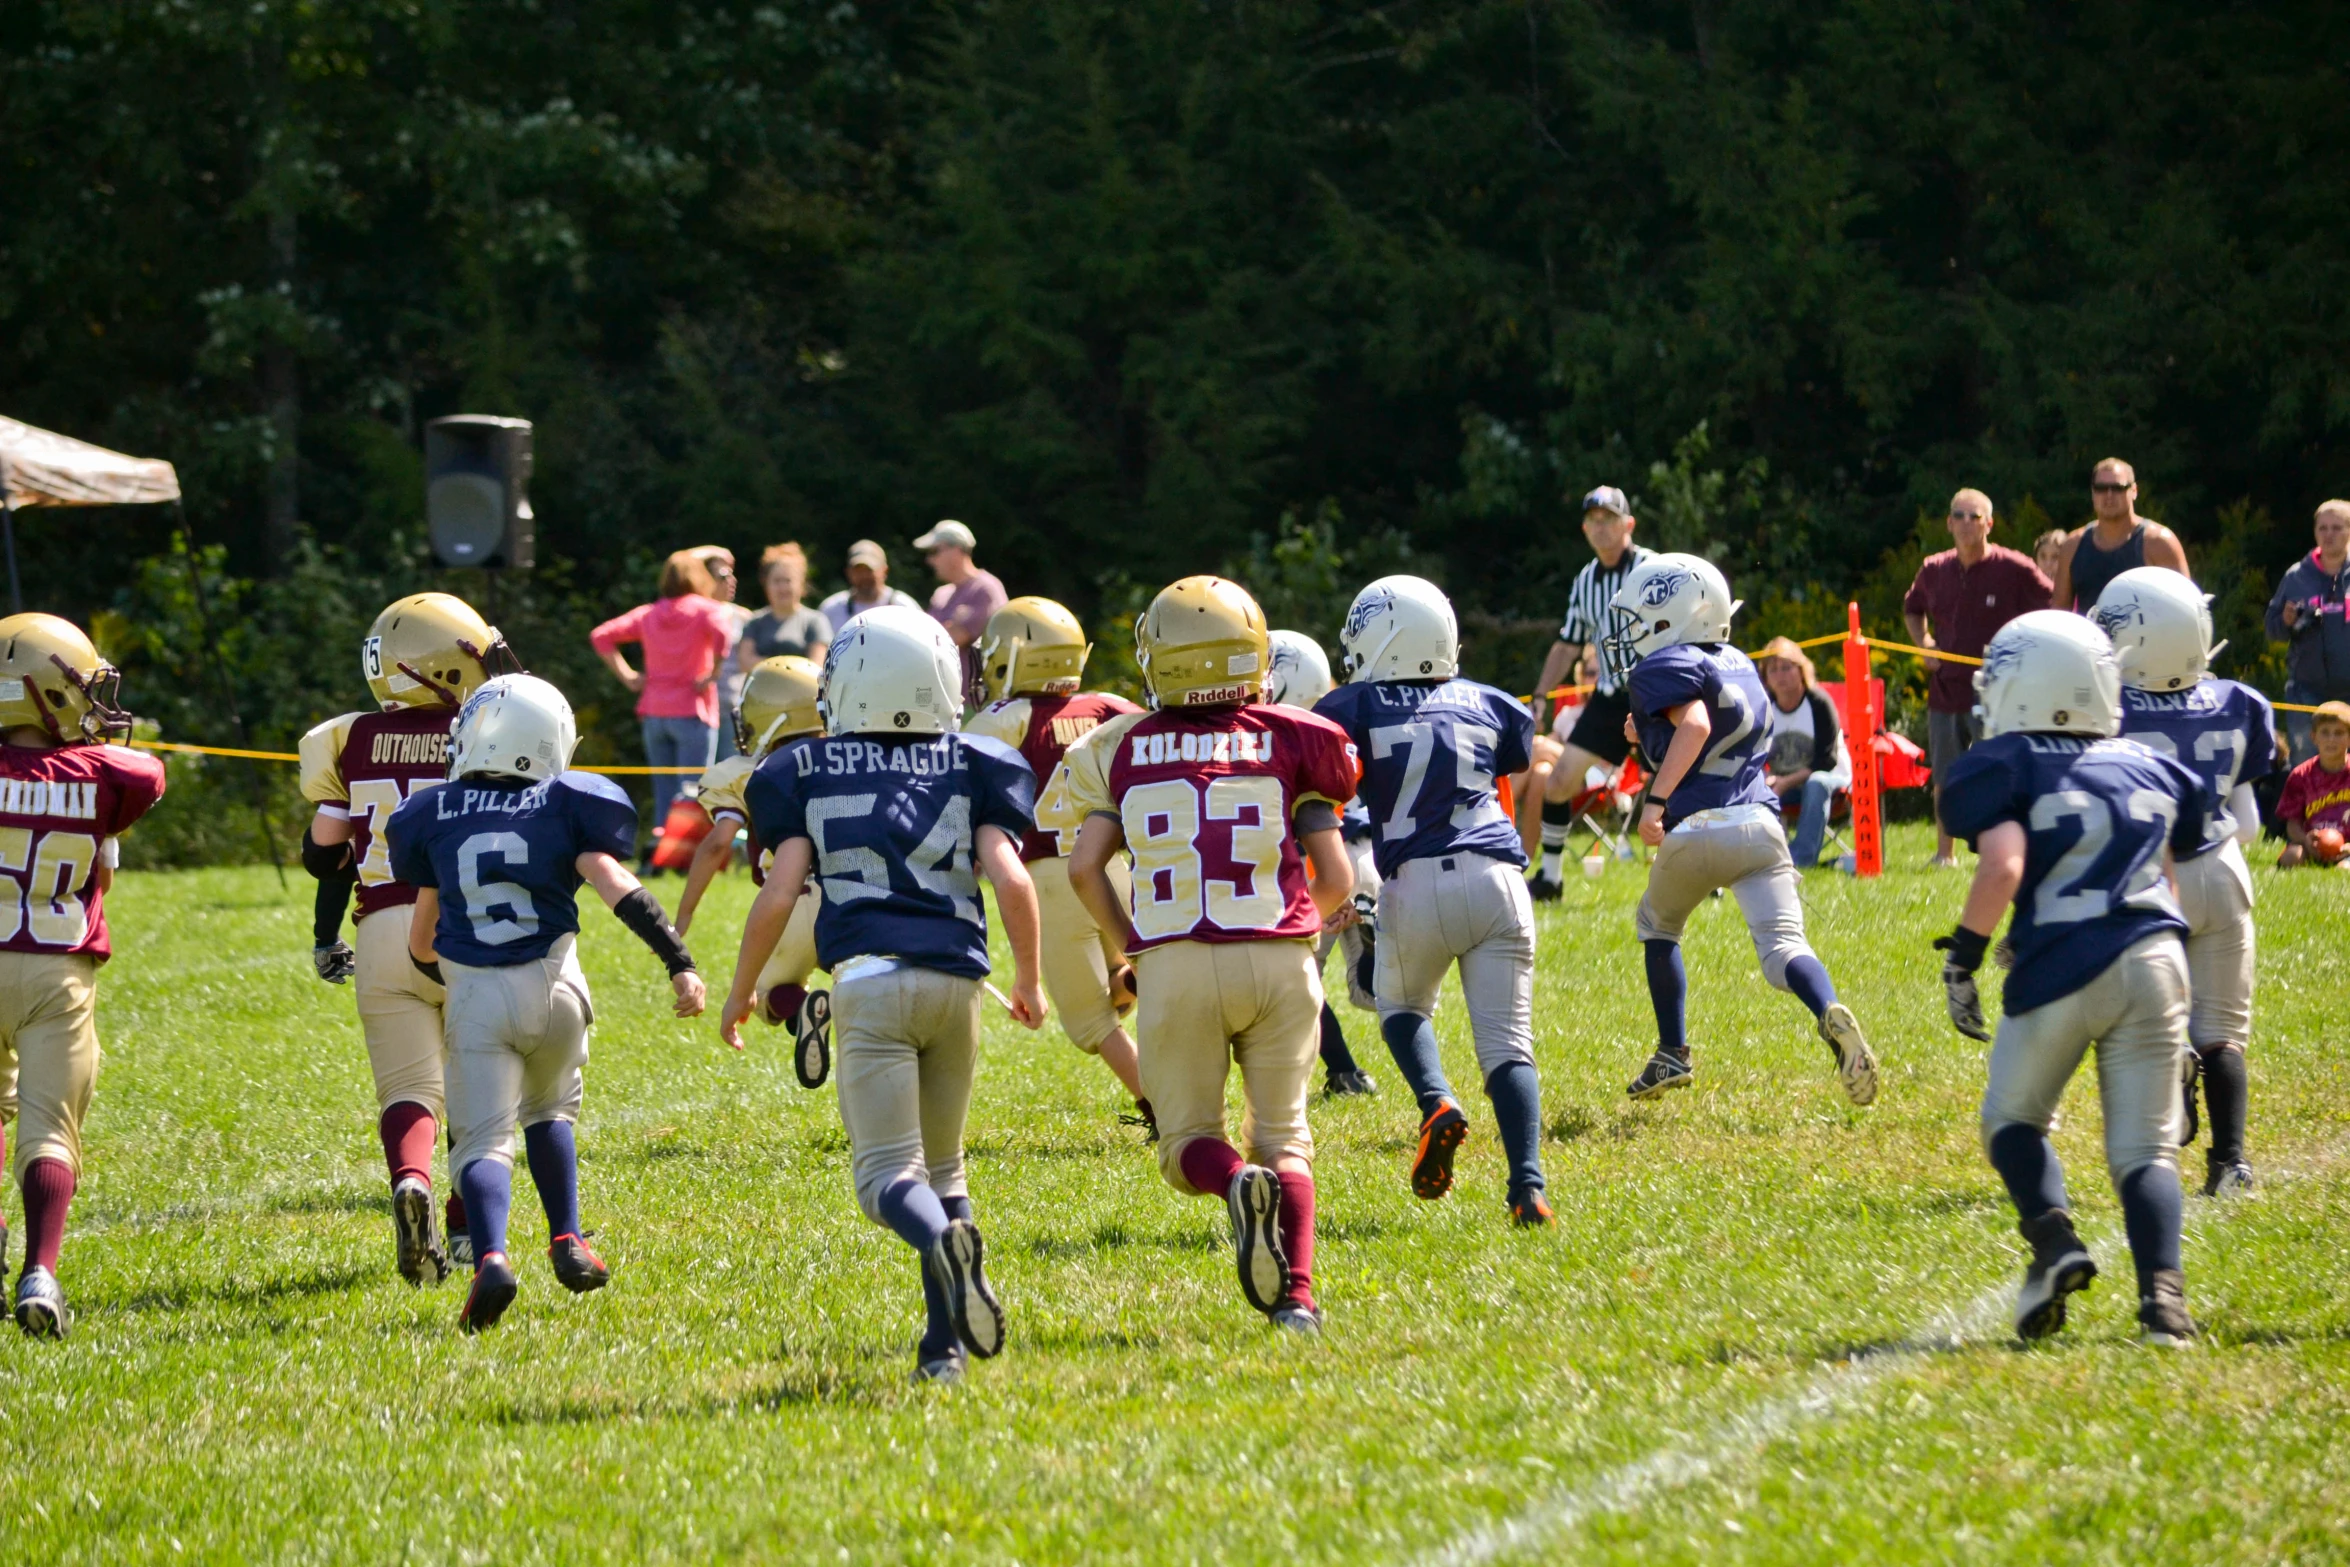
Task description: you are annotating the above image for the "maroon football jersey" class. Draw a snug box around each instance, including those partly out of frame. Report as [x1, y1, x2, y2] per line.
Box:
[969, 691, 1142, 860]
[302, 708, 455, 918]
[0, 741, 166, 961]
[1062, 702, 1359, 950]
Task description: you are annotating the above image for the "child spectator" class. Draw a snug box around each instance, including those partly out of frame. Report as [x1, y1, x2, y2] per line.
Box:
[2275, 700, 2350, 867]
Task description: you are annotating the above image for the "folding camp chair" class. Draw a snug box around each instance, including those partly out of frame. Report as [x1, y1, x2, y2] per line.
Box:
[1567, 753, 1645, 861]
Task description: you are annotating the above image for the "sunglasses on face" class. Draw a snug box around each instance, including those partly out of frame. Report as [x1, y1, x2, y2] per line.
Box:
[2092, 482, 2132, 494]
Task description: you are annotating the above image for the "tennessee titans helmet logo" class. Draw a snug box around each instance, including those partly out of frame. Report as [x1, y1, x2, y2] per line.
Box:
[1979, 638, 2028, 682]
[2090, 601, 2138, 641]
[1344, 587, 1396, 642]
[1639, 568, 1691, 608]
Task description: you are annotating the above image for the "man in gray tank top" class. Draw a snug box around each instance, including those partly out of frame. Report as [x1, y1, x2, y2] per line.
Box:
[2052, 457, 2191, 611]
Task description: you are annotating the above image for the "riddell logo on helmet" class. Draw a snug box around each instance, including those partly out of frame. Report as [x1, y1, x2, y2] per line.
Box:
[1178, 684, 1252, 705]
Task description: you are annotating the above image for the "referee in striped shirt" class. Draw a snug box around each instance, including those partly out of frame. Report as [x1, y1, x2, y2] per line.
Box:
[1530, 485, 1652, 897]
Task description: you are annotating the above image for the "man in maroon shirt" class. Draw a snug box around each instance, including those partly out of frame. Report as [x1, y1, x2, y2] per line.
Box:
[1904, 488, 2053, 865]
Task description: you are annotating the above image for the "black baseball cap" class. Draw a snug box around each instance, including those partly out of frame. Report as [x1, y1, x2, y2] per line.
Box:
[1581, 485, 1631, 517]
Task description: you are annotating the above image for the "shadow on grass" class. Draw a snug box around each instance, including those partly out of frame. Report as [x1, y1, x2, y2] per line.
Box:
[1027, 1223, 1220, 1260]
[99, 1260, 376, 1314]
[490, 1350, 905, 1422]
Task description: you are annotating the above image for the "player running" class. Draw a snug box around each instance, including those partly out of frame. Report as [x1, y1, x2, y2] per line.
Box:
[673, 655, 834, 1088]
[963, 599, 1151, 1126]
[387, 676, 705, 1332]
[0, 615, 163, 1336]
[1064, 577, 1361, 1334]
[2094, 568, 2276, 1196]
[1314, 578, 1551, 1224]
[298, 592, 515, 1283]
[1935, 612, 2208, 1345]
[1603, 555, 1877, 1106]
[720, 607, 1045, 1385]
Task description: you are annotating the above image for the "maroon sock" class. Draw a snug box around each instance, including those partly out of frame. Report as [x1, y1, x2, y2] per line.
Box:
[445, 1190, 469, 1236]
[22, 1158, 75, 1271]
[378, 1102, 437, 1189]
[1178, 1137, 1245, 1198]
[1276, 1169, 1317, 1309]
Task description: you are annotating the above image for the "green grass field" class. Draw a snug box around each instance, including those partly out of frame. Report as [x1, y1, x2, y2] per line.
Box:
[2, 821, 2346, 1563]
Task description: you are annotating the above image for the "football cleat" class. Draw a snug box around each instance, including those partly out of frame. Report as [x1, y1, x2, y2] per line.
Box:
[2014, 1209, 2097, 1341]
[460, 1252, 520, 1334]
[1271, 1300, 1324, 1337]
[1120, 1099, 1159, 1142]
[14, 1265, 69, 1339]
[2137, 1269, 2197, 1348]
[926, 1218, 1005, 1360]
[2204, 1158, 2255, 1199]
[914, 1348, 967, 1386]
[1626, 1048, 1693, 1100]
[549, 1234, 610, 1295]
[1410, 1102, 1468, 1200]
[1324, 1069, 1378, 1098]
[1528, 874, 1564, 903]
[446, 1227, 474, 1270]
[1508, 1190, 1554, 1228]
[1818, 1004, 1879, 1107]
[392, 1177, 451, 1287]
[1225, 1166, 1290, 1317]
[794, 989, 833, 1089]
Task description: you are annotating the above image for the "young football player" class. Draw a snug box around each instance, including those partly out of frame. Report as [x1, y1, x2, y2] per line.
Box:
[720, 607, 1045, 1385]
[1064, 577, 1361, 1334]
[2095, 568, 2277, 1196]
[963, 599, 1151, 1123]
[299, 592, 514, 1283]
[673, 655, 834, 1087]
[2273, 701, 2350, 867]
[387, 676, 705, 1332]
[1603, 554, 1878, 1105]
[1265, 629, 1377, 1098]
[1935, 611, 2208, 1345]
[0, 615, 164, 1337]
[1313, 578, 1551, 1224]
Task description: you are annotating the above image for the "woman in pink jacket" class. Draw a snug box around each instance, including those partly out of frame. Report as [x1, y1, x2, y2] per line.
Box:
[590, 550, 737, 857]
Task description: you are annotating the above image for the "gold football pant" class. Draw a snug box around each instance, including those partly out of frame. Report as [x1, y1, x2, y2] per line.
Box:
[1034, 855, 1129, 1054]
[1133, 937, 1320, 1193]
[355, 905, 449, 1120]
[753, 888, 822, 996]
[442, 935, 592, 1174]
[833, 961, 980, 1222]
[0, 951, 99, 1180]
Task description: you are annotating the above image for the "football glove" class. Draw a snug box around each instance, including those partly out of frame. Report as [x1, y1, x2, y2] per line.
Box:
[312, 940, 357, 985]
[1932, 928, 1991, 1042]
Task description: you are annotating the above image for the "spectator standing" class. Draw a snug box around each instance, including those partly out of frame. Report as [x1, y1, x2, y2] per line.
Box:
[590, 550, 736, 858]
[695, 546, 754, 760]
[2050, 457, 2191, 611]
[2274, 701, 2350, 867]
[818, 539, 921, 636]
[1527, 485, 1653, 897]
[740, 543, 832, 667]
[2265, 500, 2350, 758]
[2032, 529, 2068, 584]
[1756, 637, 1851, 869]
[916, 519, 1007, 701]
[1903, 488, 2053, 866]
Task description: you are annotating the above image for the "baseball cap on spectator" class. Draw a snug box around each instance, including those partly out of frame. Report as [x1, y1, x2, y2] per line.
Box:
[2314, 701, 2350, 732]
[846, 539, 888, 570]
[1581, 485, 1631, 517]
[914, 519, 976, 552]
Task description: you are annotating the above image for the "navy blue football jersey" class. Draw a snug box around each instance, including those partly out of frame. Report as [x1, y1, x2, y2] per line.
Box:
[1627, 644, 1777, 826]
[1940, 733, 2209, 1013]
[1314, 680, 1534, 878]
[745, 732, 1037, 980]
[2116, 679, 2277, 857]
[385, 772, 639, 968]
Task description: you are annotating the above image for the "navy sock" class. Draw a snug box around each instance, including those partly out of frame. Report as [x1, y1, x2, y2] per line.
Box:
[876, 1177, 955, 1359]
[1644, 940, 1688, 1057]
[523, 1120, 582, 1242]
[1484, 1060, 1545, 1197]
[1318, 1002, 1362, 1076]
[1986, 1123, 2070, 1223]
[940, 1193, 973, 1226]
[2118, 1162, 2185, 1296]
[1783, 954, 1837, 1020]
[2200, 1047, 2247, 1166]
[1380, 1012, 1455, 1116]
[457, 1158, 513, 1262]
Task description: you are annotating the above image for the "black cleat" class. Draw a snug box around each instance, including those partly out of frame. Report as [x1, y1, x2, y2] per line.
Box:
[926, 1218, 1004, 1359]
[14, 1266, 68, 1339]
[914, 1347, 966, 1386]
[549, 1234, 610, 1294]
[1120, 1099, 1159, 1143]
[1225, 1166, 1290, 1316]
[2138, 1268, 2197, 1348]
[1508, 1189, 1554, 1228]
[1411, 1102, 1468, 1200]
[1324, 1069, 1378, 1098]
[1528, 873, 1564, 903]
[2015, 1209, 2097, 1341]
[392, 1177, 451, 1287]
[460, 1252, 520, 1333]
[2179, 1049, 2201, 1146]
[794, 988, 833, 1089]
[1626, 1048, 1693, 1100]
[446, 1227, 474, 1270]
[1271, 1300, 1323, 1337]
[2203, 1157, 2254, 1198]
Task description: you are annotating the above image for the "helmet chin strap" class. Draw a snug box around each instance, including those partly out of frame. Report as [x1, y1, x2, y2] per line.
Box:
[396, 660, 464, 709]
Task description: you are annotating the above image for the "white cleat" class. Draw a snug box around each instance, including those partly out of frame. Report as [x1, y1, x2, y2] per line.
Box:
[1819, 1003, 1878, 1106]
[15, 1265, 70, 1339]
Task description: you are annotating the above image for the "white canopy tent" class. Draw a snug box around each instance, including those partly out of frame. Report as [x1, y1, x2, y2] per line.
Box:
[0, 416, 184, 611]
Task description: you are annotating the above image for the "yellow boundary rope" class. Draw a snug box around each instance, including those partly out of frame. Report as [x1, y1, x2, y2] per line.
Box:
[127, 739, 704, 774]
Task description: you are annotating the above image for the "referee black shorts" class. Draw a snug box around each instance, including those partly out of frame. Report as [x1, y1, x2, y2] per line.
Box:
[1564, 687, 1634, 766]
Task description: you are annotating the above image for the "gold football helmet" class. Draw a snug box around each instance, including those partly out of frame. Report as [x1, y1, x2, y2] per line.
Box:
[978, 596, 1090, 702]
[364, 593, 514, 711]
[736, 655, 824, 757]
[1133, 575, 1269, 708]
[0, 613, 131, 743]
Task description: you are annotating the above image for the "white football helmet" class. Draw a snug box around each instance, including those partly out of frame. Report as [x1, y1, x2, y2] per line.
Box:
[1339, 574, 1459, 682]
[1601, 553, 1740, 683]
[448, 674, 577, 782]
[819, 604, 964, 736]
[1974, 610, 2121, 738]
[2091, 566, 2224, 693]
[1264, 631, 1335, 708]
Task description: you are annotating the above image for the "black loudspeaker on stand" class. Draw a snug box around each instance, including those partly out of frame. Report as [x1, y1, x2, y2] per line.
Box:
[425, 416, 534, 573]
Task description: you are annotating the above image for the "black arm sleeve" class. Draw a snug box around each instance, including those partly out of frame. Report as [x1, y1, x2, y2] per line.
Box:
[1810, 689, 1841, 774]
[301, 827, 358, 946]
[612, 886, 696, 977]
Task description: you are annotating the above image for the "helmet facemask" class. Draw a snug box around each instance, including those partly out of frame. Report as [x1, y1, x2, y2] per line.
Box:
[45, 654, 131, 742]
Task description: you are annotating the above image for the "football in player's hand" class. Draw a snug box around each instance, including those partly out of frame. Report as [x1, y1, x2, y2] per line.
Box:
[2309, 826, 2345, 866]
[1109, 963, 1138, 1015]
